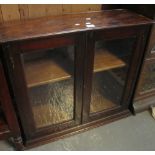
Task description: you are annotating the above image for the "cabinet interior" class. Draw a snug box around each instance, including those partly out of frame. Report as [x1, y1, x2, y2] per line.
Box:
[24, 46, 74, 88]
[0, 7, 152, 148]
[23, 46, 75, 128]
[29, 79, 74, 128]
[90, 38, 134, 113]
[21, 37, 135, 127]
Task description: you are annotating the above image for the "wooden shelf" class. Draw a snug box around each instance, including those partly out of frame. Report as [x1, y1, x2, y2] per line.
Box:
[94, 48, 126, 73]
[25, 51, 73, 88]
[25, 48, 127, 88]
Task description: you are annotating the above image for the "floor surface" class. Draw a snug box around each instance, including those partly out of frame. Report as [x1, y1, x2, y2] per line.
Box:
[0, 111, 155, 151]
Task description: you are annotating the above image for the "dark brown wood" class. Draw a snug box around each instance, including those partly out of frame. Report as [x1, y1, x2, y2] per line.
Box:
[102, 5, 155, 19]
[0, 9, 152, 149]
[3, 33, 84, 141]
[0, 59, 23, 149]
[110, 5, 155, 113]
[0, 9, 152, 43]
[82, 25, 150, 123]
[0, 108, 10, 139]
[3, 44, 36, 139]
[21, 109, 131, 150]
[102, 5, 121, 10]
[102, 5, 155, 114]
[117, 5, 155, 19]
[124, 6, 155, 113]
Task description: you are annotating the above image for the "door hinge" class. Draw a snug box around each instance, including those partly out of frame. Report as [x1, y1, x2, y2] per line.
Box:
[10, 56, 15, 69]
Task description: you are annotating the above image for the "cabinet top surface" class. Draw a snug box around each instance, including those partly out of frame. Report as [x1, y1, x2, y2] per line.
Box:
[0, 9, 153, 43]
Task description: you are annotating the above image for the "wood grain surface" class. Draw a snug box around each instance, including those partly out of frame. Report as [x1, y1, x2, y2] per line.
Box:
[0, 9, 152, 43]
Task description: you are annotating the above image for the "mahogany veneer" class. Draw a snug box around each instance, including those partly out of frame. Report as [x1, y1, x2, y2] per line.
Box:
[0, 109, 10, 139]
[0, 9, 152, 43]
[0, 60, 22, 149]
[0, 9, 153, 150]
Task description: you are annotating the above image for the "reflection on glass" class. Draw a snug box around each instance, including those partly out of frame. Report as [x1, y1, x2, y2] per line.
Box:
[151, 46, 155, 54]
[140, 63, 155, 94]
[90, 39, 134, 113]
[22, 46, 75, 128]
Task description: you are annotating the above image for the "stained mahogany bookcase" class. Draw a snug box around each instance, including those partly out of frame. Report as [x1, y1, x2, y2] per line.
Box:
[0, 9, 152, 149]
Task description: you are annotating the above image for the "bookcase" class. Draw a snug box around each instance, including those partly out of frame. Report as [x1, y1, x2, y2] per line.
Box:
[0, 9, 152, 149]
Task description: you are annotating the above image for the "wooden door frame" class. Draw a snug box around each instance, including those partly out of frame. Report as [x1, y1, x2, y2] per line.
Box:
[0, 60, 21, 138]
[82, 25, 150, 123]
[2, 32, 85, 140]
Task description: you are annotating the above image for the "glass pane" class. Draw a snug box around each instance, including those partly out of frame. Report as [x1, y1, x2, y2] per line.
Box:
[22, 46, 75, 128]
[90, 38, 135, 113]
[139, 62, 155, 94]
[151, 45, 155, 54]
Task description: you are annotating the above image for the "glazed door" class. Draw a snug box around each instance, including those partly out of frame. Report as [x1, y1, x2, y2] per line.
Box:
[5, 33, 85, 139]
[134, 24, 155, 100]
[135, 58, 155, 100]
[82, 27, 148, 122]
